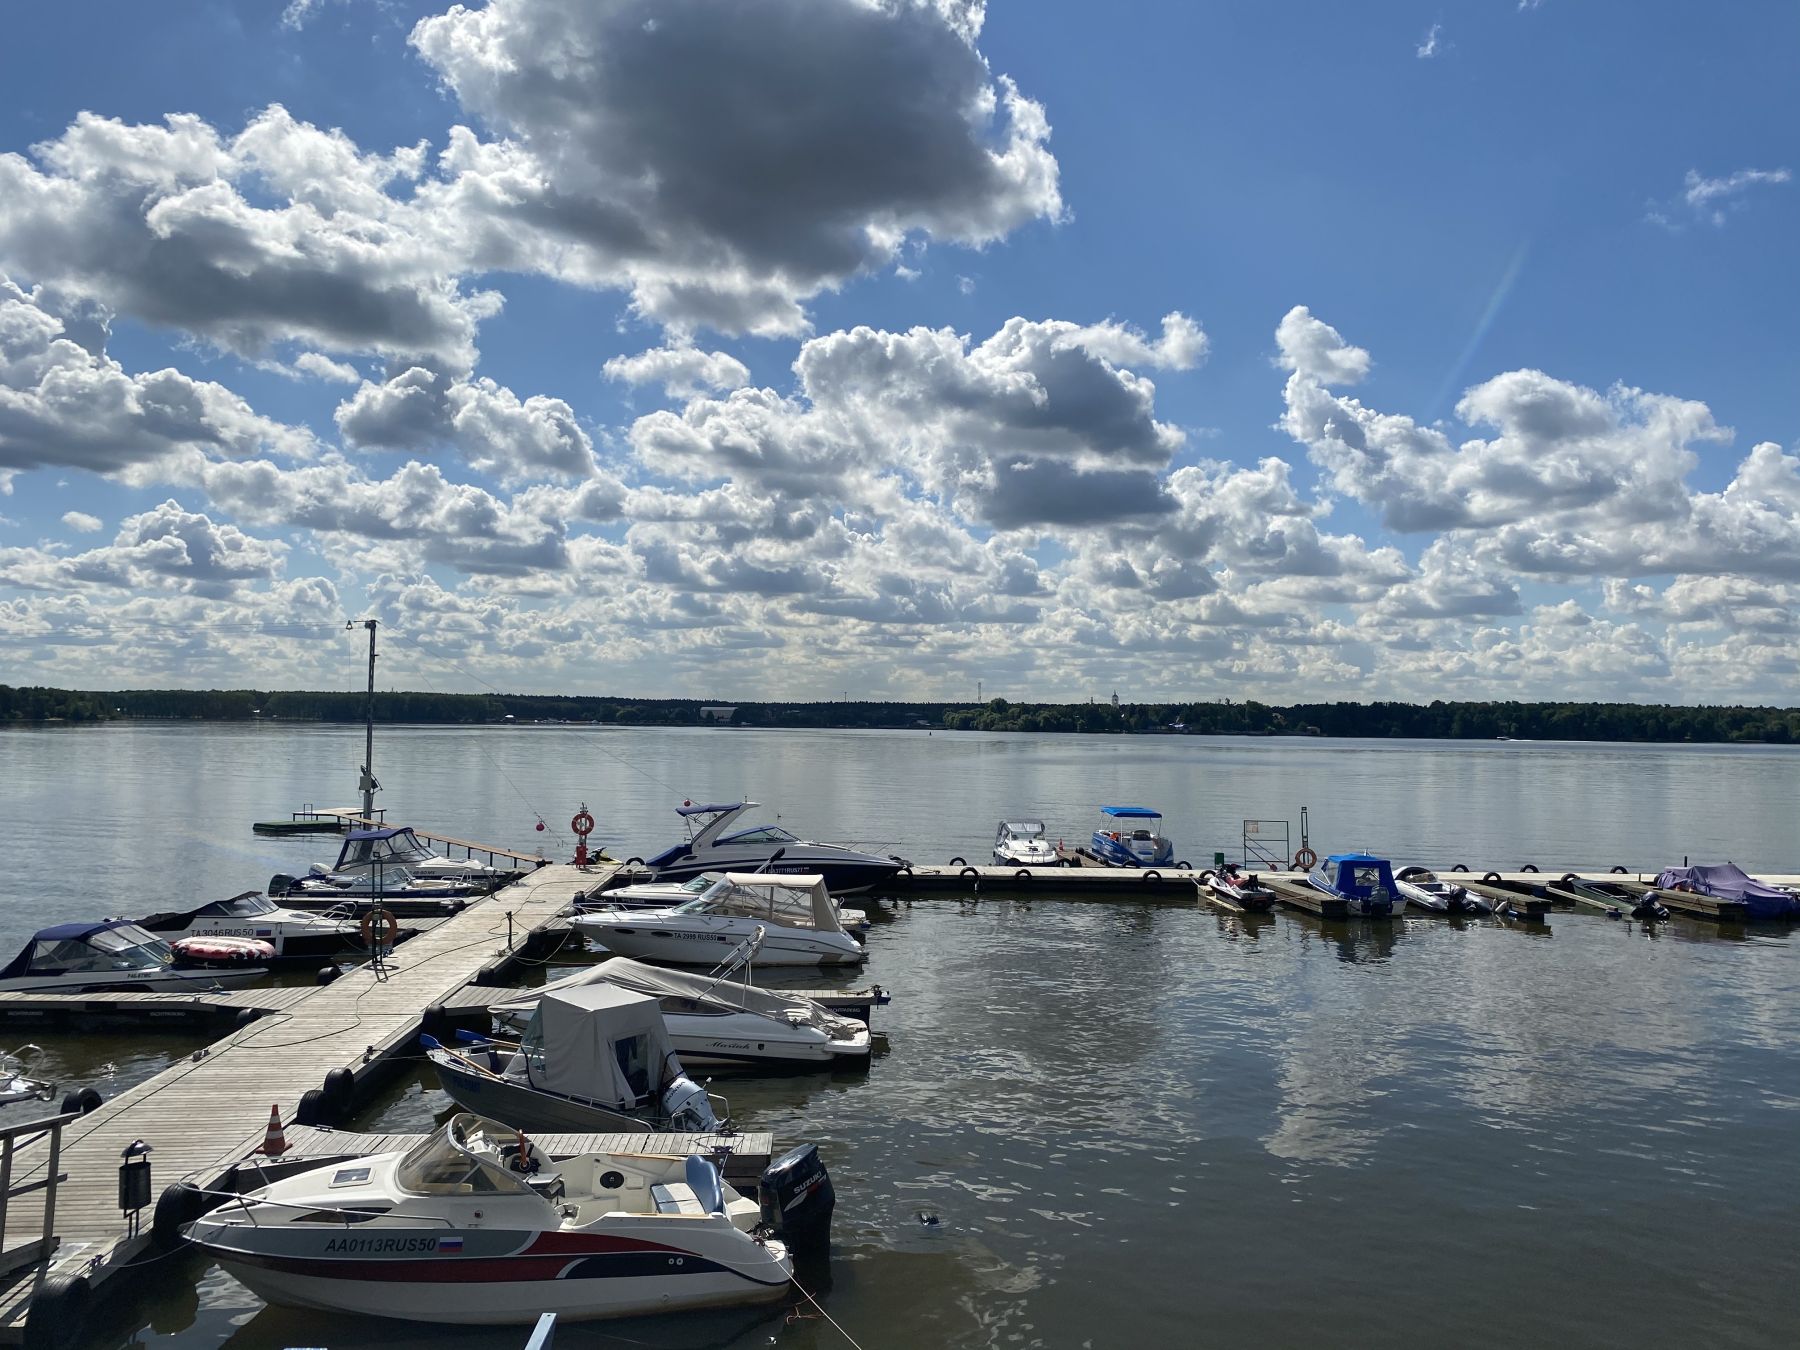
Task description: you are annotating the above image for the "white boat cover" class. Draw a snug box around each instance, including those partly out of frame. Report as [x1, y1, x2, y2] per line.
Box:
[493, 957, 849, 1029]
[522, 984, 681, 1107]
[711, 874, 842, 934]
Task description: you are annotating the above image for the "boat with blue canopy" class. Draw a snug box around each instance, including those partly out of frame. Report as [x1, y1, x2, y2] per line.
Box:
[1089, 807, 1173, 869]
[1306, 853, 1407, 918]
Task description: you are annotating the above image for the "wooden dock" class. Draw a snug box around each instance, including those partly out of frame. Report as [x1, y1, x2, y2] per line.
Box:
[0, 986, 313, 1029]
[879, 861, 1204, 901]
[0, 862, 605, 1348]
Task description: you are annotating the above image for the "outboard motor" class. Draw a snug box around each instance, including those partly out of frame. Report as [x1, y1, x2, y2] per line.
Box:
[267, 874, 295, 898]
[759, 1144, 834, 1253]
[663, 1075, 719, 1131]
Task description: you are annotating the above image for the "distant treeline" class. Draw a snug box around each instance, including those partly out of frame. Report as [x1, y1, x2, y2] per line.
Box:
[7, 683, 1800, 744]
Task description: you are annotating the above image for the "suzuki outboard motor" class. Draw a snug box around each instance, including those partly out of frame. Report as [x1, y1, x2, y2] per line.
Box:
[662, 1075, 719, 1131]
[759, 1143, 834, 1253]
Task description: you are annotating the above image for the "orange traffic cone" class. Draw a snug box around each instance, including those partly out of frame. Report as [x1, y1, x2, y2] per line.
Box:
[258, 1104, 289, 1157]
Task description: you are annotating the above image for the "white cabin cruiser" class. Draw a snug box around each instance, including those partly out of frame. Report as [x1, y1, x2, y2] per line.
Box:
[573, 874, 866, 967]
[313, 825, 508, 884]
[0, 921, 267, 994]
[425, 985, 720, 1134]
[185, 1113, 821, 1324]
[577, 872, 870, 932]
[993, 820, 1058, 867]
[488, 955, 872, 1070]
[639, 802, 903, 894]
[136, 891, 378, 962]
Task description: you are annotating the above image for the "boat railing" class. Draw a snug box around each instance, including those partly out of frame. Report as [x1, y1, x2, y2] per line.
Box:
[0, 1107, 80, 1285]
[193, 1185, 460, 1229]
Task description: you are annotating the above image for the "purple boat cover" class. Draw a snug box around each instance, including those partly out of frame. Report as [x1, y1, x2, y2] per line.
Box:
[1655, 863, 1788, 901]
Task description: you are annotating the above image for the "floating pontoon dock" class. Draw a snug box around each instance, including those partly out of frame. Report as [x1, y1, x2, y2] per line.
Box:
[0, 862, 599, 1348]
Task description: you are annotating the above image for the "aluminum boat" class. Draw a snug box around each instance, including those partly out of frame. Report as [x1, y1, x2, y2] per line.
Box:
[1089, 807, 1174, 869]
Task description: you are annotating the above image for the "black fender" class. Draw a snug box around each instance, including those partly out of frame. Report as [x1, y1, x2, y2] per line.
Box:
[1482, 872, 1501, 884]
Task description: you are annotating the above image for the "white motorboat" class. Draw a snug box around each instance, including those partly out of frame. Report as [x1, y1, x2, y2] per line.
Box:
[488, 955, 872, 1070]
[576, 872, 870, 932]
[185, 1113, 821, 1324]
[312, 825, 509, 884]
[1394, 866, 1491, 915]
[136, 890, 379, 961]
[1204, 867, 1277, 911]
[0, 1045, 54, 1111]
[639, 802, 903, 894]
[424, 985, 720, 1133]
[0, 921, 267, 994]
[573, 874, 866, 967]
[993, 819, 1059, 867]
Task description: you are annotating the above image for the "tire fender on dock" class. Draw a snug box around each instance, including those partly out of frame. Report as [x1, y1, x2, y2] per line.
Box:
[295, 1087, 330, 1128]
[23, 1272, 90, 1350]
[151, 1181, 207, 1250]
[958, 867, 979, 878]
[1482, 872, 1502, 884]
[59, 1087, 102, 1116]
[322, 1068, 356, 1116]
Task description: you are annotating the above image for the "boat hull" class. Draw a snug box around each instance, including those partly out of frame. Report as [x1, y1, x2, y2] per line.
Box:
[575, 919, 865, 967]
[1089, 834, 1173, 868]
[0, 967, 266, 994]
[646, 854, 899, 896]
[429, 1055, 652, 1134]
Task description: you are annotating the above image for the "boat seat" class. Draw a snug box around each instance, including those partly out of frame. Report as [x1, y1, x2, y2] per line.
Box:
[649, 1182, 706, 1215]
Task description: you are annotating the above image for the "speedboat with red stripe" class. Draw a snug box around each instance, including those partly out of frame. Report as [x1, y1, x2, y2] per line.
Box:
[184, 1114, 828, 1324]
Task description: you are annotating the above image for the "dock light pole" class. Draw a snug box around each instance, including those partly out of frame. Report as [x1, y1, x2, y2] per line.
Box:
[349, 619, 379, 821]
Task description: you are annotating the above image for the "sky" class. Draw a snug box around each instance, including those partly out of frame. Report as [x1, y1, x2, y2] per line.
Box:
[1, 0, 1797, 704]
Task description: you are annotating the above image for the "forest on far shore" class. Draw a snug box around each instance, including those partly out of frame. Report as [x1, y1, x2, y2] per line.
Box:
[6, 683, 1800, 745]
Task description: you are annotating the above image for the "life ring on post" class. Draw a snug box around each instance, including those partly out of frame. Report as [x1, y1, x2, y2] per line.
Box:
[361, 908, 399, 951]
[571, 809, 595, 836]
[1293, 847, 1318, 871]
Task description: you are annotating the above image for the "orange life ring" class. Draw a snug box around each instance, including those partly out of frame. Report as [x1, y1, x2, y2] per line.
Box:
[571, 809, 595, 836]
[361, 908, 398, 949]
[1293, 847, 1318, 870]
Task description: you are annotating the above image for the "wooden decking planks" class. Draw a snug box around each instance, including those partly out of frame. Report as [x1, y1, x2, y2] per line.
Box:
[0, 863, 604, 1343]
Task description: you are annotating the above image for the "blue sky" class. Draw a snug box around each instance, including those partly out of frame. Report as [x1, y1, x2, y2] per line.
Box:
[1, 0, 1796, 702]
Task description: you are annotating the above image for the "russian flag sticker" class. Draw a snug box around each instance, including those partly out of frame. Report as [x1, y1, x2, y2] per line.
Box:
[440, 1236, 464, 1253]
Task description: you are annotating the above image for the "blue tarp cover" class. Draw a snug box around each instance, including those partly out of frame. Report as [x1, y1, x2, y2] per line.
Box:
[1099, 806, 1162, 819]
[1655, 863, 1787, 901]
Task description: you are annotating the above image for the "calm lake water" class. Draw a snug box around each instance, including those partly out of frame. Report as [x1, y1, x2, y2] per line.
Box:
[2, 724, 1798, 1349]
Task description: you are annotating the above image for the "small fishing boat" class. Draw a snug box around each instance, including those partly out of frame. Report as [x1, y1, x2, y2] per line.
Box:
[137, 890, 379, 962]
[0, 921, 268, 994]
[573, 874, 866, 966]
[1393, 866, 1490, 915]
[487, 950, 872, 1070]
[993, 819, 1059, 867]
[1204, 867, 1276, 911]
[186, 1112, 823, 1324]
[1089, 807, 1174, 869]
[1654, 863, 1800, 920]
[639, 802, 904, 895]
[1556, 875, 1669, 920]
[424, 985, 720, 1133]
[1306, 853, 1406, 917]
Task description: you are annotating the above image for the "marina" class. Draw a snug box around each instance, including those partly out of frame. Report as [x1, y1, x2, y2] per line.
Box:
[1, 725, 1798, 1350]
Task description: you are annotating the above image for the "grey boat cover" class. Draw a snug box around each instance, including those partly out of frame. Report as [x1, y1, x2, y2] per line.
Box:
[522, 984, 681, 1107]
[707, 873, 843, 934]
[491, 957, 854, 1032]
[1654, 863, 1788, 901]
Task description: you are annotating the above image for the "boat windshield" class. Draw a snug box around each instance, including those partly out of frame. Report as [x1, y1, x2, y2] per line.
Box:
[1003, 822, 1046, 838]
[717, 825, 799, 845]
[203, 894, 278, 919]
[1353, 866, 1383, 889]
[394, 1122, 532, 1197]
[28, 925, 170, 974]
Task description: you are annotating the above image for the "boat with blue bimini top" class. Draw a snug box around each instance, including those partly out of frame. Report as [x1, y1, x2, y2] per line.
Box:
[639, 801, 904, 895]
[184, 1112, 828, 1324]
[1089, 807, 1173, 869]
[1307, 853, 1407, 918]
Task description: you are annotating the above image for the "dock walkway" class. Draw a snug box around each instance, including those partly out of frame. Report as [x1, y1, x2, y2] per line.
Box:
[0, 863, 602, 1347]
